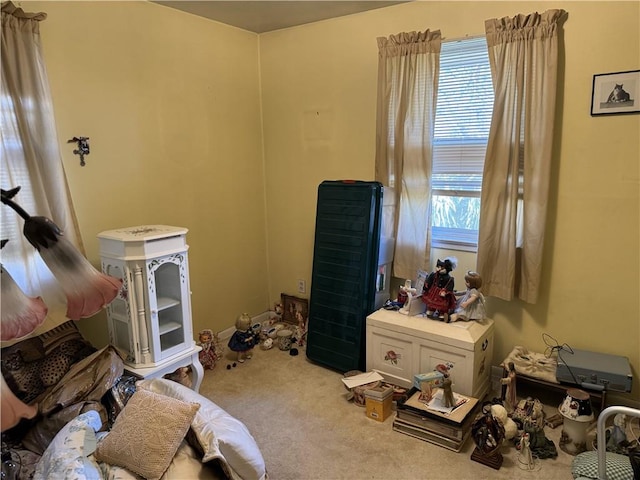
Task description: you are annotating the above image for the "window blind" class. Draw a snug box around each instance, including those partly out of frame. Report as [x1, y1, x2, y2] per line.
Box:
[433, 37, 493, 192]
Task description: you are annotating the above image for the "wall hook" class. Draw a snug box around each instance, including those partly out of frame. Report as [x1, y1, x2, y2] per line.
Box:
[67, 136, 90, 166]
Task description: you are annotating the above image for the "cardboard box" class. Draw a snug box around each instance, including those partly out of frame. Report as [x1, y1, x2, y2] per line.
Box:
[365, 392, 393, 422]
[364, 384, 394, 400]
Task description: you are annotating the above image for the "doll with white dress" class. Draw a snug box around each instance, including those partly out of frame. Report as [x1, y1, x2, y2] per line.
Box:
[449, 270, 486, 322]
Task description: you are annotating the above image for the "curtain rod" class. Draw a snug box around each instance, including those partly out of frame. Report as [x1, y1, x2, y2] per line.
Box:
[441, 34, 485, 42]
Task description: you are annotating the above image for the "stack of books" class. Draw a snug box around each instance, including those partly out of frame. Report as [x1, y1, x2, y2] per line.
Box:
[393, 387, 480, 452]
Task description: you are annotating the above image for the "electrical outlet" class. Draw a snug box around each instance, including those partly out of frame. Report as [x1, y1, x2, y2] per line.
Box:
[297, 279, 306, 294]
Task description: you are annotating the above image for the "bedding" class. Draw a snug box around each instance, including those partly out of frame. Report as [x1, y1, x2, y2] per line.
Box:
[95, 389, 200, 480]
[1, 322, 267, 480]
[33, 410, 102, 480]
[138, 378, 268, 480]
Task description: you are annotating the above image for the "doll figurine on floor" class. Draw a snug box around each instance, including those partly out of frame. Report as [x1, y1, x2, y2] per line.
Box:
[198, 328, 221, 370]
[421, 257, 457, 321]
[449, 271, 486, 323]
[228, 313, 258, 363]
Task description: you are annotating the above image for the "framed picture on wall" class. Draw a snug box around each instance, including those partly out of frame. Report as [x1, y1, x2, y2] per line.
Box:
[590, 70, 640, 116]
[280, 293, 309, 328]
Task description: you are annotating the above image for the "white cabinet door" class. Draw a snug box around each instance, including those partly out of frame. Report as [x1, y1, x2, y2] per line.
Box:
[147, 252, 192, 361]
[367, 326, 414, 388]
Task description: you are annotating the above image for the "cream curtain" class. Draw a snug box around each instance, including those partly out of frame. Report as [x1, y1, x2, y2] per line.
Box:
[375, 30, 441, 281]
[477, 9, 566, 303]
[1, 1, 83, 340]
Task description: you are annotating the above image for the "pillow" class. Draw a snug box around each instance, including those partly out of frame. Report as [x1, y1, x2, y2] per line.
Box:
[571, 451, 633, 480]
[95, 388, 200, 480]
[97, 440, 219, 480]
[137, 378, 267, 480]
[502, 345, 559, 384]
[33, 410, 102, 480]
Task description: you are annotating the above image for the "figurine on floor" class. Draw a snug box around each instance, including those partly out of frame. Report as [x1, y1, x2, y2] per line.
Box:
[501, 361, 517, 412]
[606, 413, 629, 453]
[228, 313, 258, 363]
[198, 328, 220, 370]
[517, 432, 539, 470]
[449, 271, 486, 322]
[421, 257, 457, 321]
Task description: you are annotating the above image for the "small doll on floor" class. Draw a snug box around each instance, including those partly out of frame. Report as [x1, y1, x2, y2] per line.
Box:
[421, 257, 457, 320]
[227, 313, 258, 363]
[449, 270, 486, 323]
[198, 328, 221, 370]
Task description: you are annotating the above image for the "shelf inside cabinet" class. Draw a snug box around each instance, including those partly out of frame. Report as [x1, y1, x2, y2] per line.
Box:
[159, 321, 182, 335]
[157, 297, 180, 311]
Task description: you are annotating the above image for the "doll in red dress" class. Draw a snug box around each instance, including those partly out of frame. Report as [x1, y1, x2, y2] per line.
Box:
[421, 257, 457, 320]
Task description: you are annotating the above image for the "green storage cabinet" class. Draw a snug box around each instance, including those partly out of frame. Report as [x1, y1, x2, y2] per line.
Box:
[306, 180, 383, 372]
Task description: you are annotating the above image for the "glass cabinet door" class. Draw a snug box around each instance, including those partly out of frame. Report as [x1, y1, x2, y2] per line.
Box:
[147, 253, 190, 360]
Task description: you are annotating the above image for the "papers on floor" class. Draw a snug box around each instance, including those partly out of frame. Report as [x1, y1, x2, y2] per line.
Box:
[341, 371, 384, 389]
[423, 389, 468, 415]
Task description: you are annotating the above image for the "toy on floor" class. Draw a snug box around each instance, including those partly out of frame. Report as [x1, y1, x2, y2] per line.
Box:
[164, 366, 192, 388]
[517, 432, 540, 470]
[490, 404, 518, 441]
[450, 271, 486, 322]
[421, 257, 457, 320]
[500, 361, 517, 412]
[227, 313, 258, 363]
[198, 328, 222, 370]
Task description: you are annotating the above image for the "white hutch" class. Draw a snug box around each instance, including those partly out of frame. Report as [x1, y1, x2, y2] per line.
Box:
[98, 225, 203, 391]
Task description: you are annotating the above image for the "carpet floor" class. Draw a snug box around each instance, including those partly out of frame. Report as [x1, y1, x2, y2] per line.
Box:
[198, 344, 578, 480]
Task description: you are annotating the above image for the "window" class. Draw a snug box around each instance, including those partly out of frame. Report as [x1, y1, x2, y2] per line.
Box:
[431, 37, 494, 251]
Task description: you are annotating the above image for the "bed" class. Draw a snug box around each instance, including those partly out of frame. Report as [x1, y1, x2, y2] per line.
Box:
[1, 320, 267, 480]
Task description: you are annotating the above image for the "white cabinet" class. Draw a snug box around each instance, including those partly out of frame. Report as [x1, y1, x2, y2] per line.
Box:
[366, 309, 494, 399]
[98, 225, 195, 368]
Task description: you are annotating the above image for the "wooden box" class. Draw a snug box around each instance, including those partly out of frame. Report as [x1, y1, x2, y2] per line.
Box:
[365, 391, 393, 422]
[366, 308, 494, 399]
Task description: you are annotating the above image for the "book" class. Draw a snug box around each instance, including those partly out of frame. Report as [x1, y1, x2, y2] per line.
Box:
[395, 401, 480, 441]
[392, 417, 471, 452]
[398, 387, 479, 425]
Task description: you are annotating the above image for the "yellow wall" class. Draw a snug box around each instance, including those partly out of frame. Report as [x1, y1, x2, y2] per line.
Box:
[30, 1, 270, 345]
[28, 1, 638, 403]
[259, 1, 639, 403]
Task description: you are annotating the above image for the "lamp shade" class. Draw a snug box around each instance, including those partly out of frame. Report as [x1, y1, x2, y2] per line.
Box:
[558, 388, 594, 422]
[559, 388, 594, 455]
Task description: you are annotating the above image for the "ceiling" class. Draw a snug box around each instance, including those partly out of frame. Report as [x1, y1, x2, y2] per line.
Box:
[151, 1, 409, 33]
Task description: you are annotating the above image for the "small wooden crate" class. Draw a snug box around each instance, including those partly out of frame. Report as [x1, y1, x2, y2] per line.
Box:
[365, 392, 393, 422]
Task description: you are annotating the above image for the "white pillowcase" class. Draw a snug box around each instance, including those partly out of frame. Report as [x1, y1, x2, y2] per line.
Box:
[137, 378, 266, 480]
[33, 410, 102, 480]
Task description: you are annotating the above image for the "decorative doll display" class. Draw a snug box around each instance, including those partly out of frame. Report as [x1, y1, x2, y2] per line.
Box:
[501, 361, 517, 412]
[421, 257, 457, 320]
[227, 313, 258, 363]
[449, 271, 486, 323]
[198, 329, 222, 370]
[470, 403, 506, 469]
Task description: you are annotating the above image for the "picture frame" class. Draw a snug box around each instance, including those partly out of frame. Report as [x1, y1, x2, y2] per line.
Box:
[590, 70, 640, 116]
[280, 293, 309, 328]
